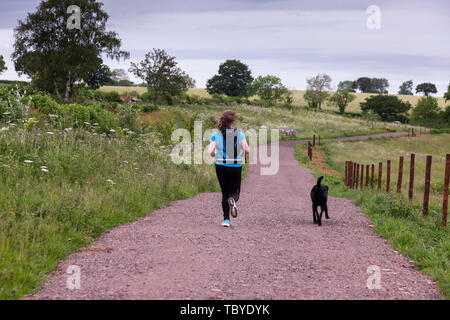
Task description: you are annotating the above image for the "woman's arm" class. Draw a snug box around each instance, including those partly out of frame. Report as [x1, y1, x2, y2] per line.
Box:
[241, 138, 250, 155]
[208, 140, 216, 157]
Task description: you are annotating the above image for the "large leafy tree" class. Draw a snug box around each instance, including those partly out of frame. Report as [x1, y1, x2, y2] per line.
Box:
[250, 75, 289, 104]
[329, 89, 356, 114]
[206, 60, 253, 97]
[398, 80, 413, 95]
[86, 63, 112, 89]
[416, 82, 437, 96]
[129, 48, 195, 106]
[354, 77, 373, 93]
[0, 55, 7, 74]
[337, 80, 356, 92]
[12, 0, 129, 101]
[371, 78, 389, 94]
[303, 73, 332, 110]
[443, 83, 450, 102]
[360, 95, 411, 122]
[411, 96, 440, 124]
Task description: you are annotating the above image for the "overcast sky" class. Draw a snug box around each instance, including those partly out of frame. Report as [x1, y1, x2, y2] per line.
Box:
[0, 0, 449, 94]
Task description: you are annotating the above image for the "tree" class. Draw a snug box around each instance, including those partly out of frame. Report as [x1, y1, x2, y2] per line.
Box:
[12, 0, 129, 102]
[354, 77, 373, 93]
[206, 60, 253, 97]
[86, 63, 112, 89]
[0, 55, 7, 74]
[111, 68, 129, 84]
[371, 78, 389, 94]
[303, 73, 332, 110]
[411, 96, 440, 124]
[250, 75, 289, 104]
[337, 80, 356, 92]
[129, 48, 195, 106]
[416, 82, 437, 96]
[360, 95, 411, 122]
[443, 83, 450, 102]
[398, 80, 413, 95]
[329, 89, 356, 114]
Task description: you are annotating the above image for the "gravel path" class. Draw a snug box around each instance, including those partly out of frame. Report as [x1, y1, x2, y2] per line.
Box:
[29, 132, 440, 300]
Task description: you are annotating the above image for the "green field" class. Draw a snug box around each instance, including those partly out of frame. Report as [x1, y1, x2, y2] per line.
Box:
[326, 134, 450, 204]
[100, 86, 448, 114]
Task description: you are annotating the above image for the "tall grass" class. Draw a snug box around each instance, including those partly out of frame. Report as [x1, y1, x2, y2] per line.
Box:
[0, 128, 219, 299]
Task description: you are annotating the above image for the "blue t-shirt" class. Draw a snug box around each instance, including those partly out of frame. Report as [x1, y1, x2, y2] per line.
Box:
[211, 129, 246, 167]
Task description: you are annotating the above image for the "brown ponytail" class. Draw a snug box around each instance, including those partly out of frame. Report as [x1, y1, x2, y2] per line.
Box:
[217, 110, 239, 132]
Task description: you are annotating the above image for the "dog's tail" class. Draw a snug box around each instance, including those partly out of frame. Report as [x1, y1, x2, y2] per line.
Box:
[317, 176, 324, 186]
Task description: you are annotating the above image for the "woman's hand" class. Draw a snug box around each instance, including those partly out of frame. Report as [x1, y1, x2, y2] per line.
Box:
[208, 140, 216, 157]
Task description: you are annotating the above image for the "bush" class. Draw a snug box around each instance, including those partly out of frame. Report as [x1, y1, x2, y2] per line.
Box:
[117, 104, 140, 132]
[0, 86, 29, 122]
[29, 94, 61, 116]
[73, 86, 104, 102]
[141, 92, 153, 103]
[141, 104, 159, 113]
[61, 104, 116, 132]
[360, 95, 411, 122]
[103, 91, 122, 103]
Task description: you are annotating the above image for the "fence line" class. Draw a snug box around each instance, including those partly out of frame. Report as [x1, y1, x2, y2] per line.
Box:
[344, 153, 448, 226]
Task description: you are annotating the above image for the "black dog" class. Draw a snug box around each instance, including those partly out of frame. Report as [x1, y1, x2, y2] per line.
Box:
[310, 176, 329, 226]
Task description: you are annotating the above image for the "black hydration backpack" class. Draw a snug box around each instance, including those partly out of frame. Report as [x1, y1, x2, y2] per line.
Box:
[216, 128, 243, 165]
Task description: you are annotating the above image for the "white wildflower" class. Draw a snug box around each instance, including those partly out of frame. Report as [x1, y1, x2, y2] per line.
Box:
[24, 160, 33, 164]
[41, 168, 49, 173]
[46, 132, 55, 135]
[105, 179, 116, 185]
[49, 114, 58, 118]
[65, 128, 73, 132]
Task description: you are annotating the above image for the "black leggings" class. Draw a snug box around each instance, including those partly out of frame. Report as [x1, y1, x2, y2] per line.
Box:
[215, 164, 242, 220]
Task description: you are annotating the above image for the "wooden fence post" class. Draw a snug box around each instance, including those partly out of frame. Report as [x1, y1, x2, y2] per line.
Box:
[345, 161, 349, 187]
[313, 135, 316, 147]
[355, 164, 360, 189]
[352, 163, 356, 189]
[397, 156, 404, 193]
[443, 154, 450, 227]
[349, 161, 353, 188]
[378, 162, 383, 192]
[409, 154, 415, 201]
[371, 164, 375, 189]
[308, 142, 312, 161]
[386, 160, 391, 193]
[423, 155, 432, 216]
[360, 165, 364, 190]
[365, 164, 369, 187]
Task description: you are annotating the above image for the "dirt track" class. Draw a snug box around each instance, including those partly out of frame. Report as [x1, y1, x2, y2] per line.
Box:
[29, 132, 440, 299]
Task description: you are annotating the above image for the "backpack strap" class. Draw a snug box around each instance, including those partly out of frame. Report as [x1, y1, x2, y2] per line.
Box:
[218, 129, 241, 165]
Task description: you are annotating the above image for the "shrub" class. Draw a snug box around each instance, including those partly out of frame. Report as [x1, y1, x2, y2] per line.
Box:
[141, 104, 159, 113]
[141, 92, 153, 103]
[29, 94, 61, 116]
[103, 91, 122, 103]
[117, 104, 140, 131]
[360, 95, 411, 122]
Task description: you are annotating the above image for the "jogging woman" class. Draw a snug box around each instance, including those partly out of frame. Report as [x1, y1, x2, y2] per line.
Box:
[208, 110, 250, 227]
